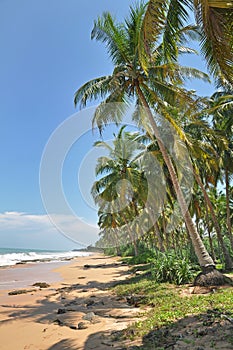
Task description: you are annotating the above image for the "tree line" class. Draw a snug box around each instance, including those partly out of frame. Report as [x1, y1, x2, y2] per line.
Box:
[74, 1, 233, 285]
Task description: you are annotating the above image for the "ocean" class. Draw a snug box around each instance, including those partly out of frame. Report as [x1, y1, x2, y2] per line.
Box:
[0, 247, 90, 267]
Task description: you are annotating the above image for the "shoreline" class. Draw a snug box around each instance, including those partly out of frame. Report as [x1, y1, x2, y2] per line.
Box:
[0, 253, 141, 349]
[0, 249, 92, 269]
[0, 252, 93, 292]
[0, 260, 69, 292]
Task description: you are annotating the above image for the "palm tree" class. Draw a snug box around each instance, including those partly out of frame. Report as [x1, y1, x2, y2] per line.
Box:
[193, 169, 233, 270]
[175, 105, 233, 269]
[143, 0, 233, 84]
[74, 3, 231, 283]
[210, 90, 233, 250]
[91, 126, 149, 255]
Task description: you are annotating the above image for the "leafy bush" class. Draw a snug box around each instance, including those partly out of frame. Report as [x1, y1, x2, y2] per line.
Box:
[151, 252, 195, 285]
[104, 247, 118, 255]
[124, 250, 156, 265]
[121, 244, 136, 257]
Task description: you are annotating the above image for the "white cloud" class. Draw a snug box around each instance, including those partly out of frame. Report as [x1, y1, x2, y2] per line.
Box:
[0, 211, 99, 248]
[0, 211, 53, 229]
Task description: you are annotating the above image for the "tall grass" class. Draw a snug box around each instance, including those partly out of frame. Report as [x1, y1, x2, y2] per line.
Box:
[151, 252, 196, 285]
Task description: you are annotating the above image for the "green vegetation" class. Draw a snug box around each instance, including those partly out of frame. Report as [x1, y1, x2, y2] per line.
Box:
[71, 1, 233, 346]
[151, 252, 195, 285]
[113, 274, 233, 347]
[74, 1, 233, 283]
[143, 1, 233, 84]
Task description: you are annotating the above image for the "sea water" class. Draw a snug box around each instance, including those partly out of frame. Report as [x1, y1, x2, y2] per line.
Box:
[0, 247, 90, 267]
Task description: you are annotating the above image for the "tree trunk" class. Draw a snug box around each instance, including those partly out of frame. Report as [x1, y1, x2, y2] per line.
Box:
[225, 167, 233, 250]
[162, 210, 170, 250]
[136, 83, 215, 269]
[113, 229, 121, 256]
[154, 221, 165, 252]
[206, 217, 216, 262]
[122, 215, 138, 256]
[194, 170, 233, 271]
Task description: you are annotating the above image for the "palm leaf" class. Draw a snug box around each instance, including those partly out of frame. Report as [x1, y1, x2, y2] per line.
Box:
[74, 75, 112, 108]
[142, 0, 168, 49]
[144, 0, 233, 83]
[92, 91, 129, 132]
[194, 0, 233, 83]
[91, 12, 129, 65]
[161, 0, 192, 62]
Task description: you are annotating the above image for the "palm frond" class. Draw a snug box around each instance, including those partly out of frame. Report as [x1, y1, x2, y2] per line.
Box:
[91, 12, 129, 65]
[178, 46, 198, 55]
[194, 0, 233, 83]
[92, 96, 129, 133]
[159, 107, 190, 143]
[95, 157, 117, 176]
[142, 0, 168, 60]
[143, 76, 195, 109]
[125, 2, 147, 55]
[173, 64, 211, 83]
[161, 0, 192, 62]
[177, 24, 200, 42]
[74, 75, 112, 108]
[149, 63, 210, 85]
[94, 140, 113, 152]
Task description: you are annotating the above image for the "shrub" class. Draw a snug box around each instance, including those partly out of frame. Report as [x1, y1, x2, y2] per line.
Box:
[125, 250, 157, 265]
[151, 252, 195, 285]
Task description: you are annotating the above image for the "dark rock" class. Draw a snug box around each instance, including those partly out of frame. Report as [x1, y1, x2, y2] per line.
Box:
[53, 318, 64, 326]
[69, 325, 77, 330]
[126, 294, 146, 307]
[86, 299, 95, 307]
[196, 328, 208, 337]
[84, 263, 107, 269]
[8, 289, 34, 295]
[78, 321, 89, 329]
[84, 264, 91, 268]
[57, 308, 66, 314]
[32, 282, 50, 288]
[101, 341, 114, 346]
[83, 311, 96, 321]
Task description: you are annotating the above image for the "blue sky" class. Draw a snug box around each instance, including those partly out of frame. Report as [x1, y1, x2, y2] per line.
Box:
[0, 0, 215, 250]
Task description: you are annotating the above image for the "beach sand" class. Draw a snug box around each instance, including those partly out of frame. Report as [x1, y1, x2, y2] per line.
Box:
[0, 254, 142, 350]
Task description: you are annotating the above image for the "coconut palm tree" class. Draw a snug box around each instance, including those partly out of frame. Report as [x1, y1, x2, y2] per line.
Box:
[143, 0, 233, 84]
[91, 126, 150, 255]
[174, 103, 233, 269]
[144, 112, 233, 268]
[73, 3, 232, 283]
[210, 90, 233, 250]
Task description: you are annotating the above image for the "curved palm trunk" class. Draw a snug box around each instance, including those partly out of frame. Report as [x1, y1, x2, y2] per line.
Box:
[136, 83, 215, 269]
[194, 170, 233, 270]
[225, 167, 233, 250]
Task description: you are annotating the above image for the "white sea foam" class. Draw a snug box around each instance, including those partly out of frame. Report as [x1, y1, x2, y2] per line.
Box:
[0, 250, 90, 267]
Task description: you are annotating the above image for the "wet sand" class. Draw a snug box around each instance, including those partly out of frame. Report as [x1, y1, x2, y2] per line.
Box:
[0, 254, 141, 350]
[0, 261, 68, 291]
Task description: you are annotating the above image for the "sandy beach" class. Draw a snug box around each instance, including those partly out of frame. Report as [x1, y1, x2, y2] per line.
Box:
[0, 254, 141, 350]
